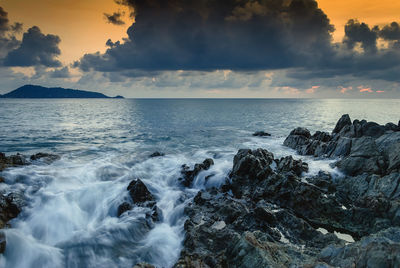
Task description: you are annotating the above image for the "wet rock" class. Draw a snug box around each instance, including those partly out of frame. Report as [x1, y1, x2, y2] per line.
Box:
[149, 151, 165, 158]
[376, 132, 400, 173]
[332, 114, 352, 134]
[385, 122, 399, 131]
[0, 153, 28, 171]
[117, 202, 132, 217]
[127, 179, 155, 204]
[0, 177, 4, 183]
[252, 131, 271, 137]
[276, 156, 309, 176]
[312, 131, 331, 142]
[0, 192, 24, 229]
[0, 231, 5, 254]
[319, 227, 400, 268]
[336, 137, 386, 176]
[180, 159, 214, 187]
[30, 152, 60, 163]
[133, 263, 155, 268]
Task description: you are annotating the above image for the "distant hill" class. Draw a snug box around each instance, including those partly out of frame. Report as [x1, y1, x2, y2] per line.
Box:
[0, 85, 124, 99]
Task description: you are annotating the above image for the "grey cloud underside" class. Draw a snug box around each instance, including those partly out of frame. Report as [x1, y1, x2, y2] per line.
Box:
[76, 0, 334, 71]
[0, 7, 21, 59]
[4, 26, 61, 67]
[73, 0, 400, 84]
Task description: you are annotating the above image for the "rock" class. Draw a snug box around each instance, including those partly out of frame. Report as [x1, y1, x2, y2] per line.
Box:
[133, 263, 155, 268]
[149, 151, 165, 158]
[312, 131, 331, 142]
[0, 153, 27, 171]
[290, 127, 311, 138]
[30, 152, 60, 163]
[332, 114, 352, 134]
[336, 137, 385, 176]
[327, 136, 352, 157]
[0, 192, 24, 229]
[117, 202, 132, 217]
[0, 177, 4, 183]
[252, 131, 271, 137]
[361, 122, 386, 138]
[127, 179, 155, 204]
[0, 231, 5, 254]
[376, 132, 400, 173]
[180, 159, 214, 187]
[385, 122, 399, 131]
[319, 227, 400, 268]
[276, 156, 308, 176]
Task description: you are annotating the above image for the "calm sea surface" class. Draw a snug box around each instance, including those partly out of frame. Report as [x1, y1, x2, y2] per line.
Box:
[0, 99, 399, 267]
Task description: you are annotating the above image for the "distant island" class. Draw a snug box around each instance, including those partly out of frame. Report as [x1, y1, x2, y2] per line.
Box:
[0, 85, 124, 99]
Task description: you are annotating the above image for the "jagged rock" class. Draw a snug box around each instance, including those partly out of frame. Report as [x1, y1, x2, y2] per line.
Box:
[149, 151, 165, 158]
[376, 132, 400, 173]
[180, 159, 214, 187]
[336, 137, 386, 176]
[0, 192, 24, 229]
[30, 152, 60, 163]
[332, 114, 352, 134]
[276, 156, 308, 176]
[0, 153, 27, 171]
[385, 122, 399, 131]
[252, 131, 271, 137]
[319, 227, 400, 268]
[127, 179, 155, 204]
[312, 131, 331, 142]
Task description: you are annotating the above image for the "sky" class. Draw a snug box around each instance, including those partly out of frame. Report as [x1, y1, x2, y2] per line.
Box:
[0, 0, 400, 98]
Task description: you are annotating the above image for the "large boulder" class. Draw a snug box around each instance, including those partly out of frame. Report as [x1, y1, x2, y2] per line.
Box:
[332, 114, 352, 134]
[127, 179, 155, 204]
[376, 132, 400, 173]
[336, 137, 386, 176]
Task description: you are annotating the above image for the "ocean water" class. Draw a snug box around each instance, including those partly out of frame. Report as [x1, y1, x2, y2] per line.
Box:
[0, 98, 399, 268]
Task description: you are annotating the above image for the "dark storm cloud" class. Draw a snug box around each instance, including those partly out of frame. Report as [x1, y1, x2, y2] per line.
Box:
[4, 26, 62, 67]
[76, 0, 334, 72]
[343, 19, 378, 53]
[104, 12, 125, 25]
[0, 6, 21, 58]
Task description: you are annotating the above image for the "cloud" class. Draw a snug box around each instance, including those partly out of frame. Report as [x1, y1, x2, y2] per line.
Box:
[0, 6, 21, 59]
[339, 86, 352, 94]
[376, 90, 385, 93]
[358, 86, 373, 93]
[343, 19, 378, 53]
[305, 85, 319, 93]
[75, 0, 334, 72]
[104, 12, 125, 25]
[4, 26, 61, 67]
[49, 66, 71, 78]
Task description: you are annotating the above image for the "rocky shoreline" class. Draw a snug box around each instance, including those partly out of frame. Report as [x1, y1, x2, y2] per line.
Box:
[175, 115, 400, 267]
[1, 115, 400, 267]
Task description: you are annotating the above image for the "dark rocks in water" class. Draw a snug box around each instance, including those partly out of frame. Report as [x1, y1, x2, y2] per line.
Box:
[133, 263, 155, 268]
[332, 114, 352, 134]
[149, 151, 165, 158]
[252, 131, 271, 137]
[0, 177, 4, 183]
[1, 152, 60, 171]
[0, 231, 5, 254]
[117, 179, 162, 225]
[30, 152, 60, 163]
[0, 192, 24, 229]
[127, 179, 155, 204]
[0, 153, 27, 171]
[117, 202, 132, 217]
[276, 156, 308, 176]
[180, 158, 214, 187]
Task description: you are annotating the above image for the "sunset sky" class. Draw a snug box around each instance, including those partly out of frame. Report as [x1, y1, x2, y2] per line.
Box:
[1, 0, 400, 98]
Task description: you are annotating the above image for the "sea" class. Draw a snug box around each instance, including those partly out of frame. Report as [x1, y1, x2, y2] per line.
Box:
[0, 98, 399, 267]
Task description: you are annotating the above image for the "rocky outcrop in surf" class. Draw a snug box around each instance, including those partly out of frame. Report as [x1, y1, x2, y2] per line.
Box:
[175, 115, 400, 267]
